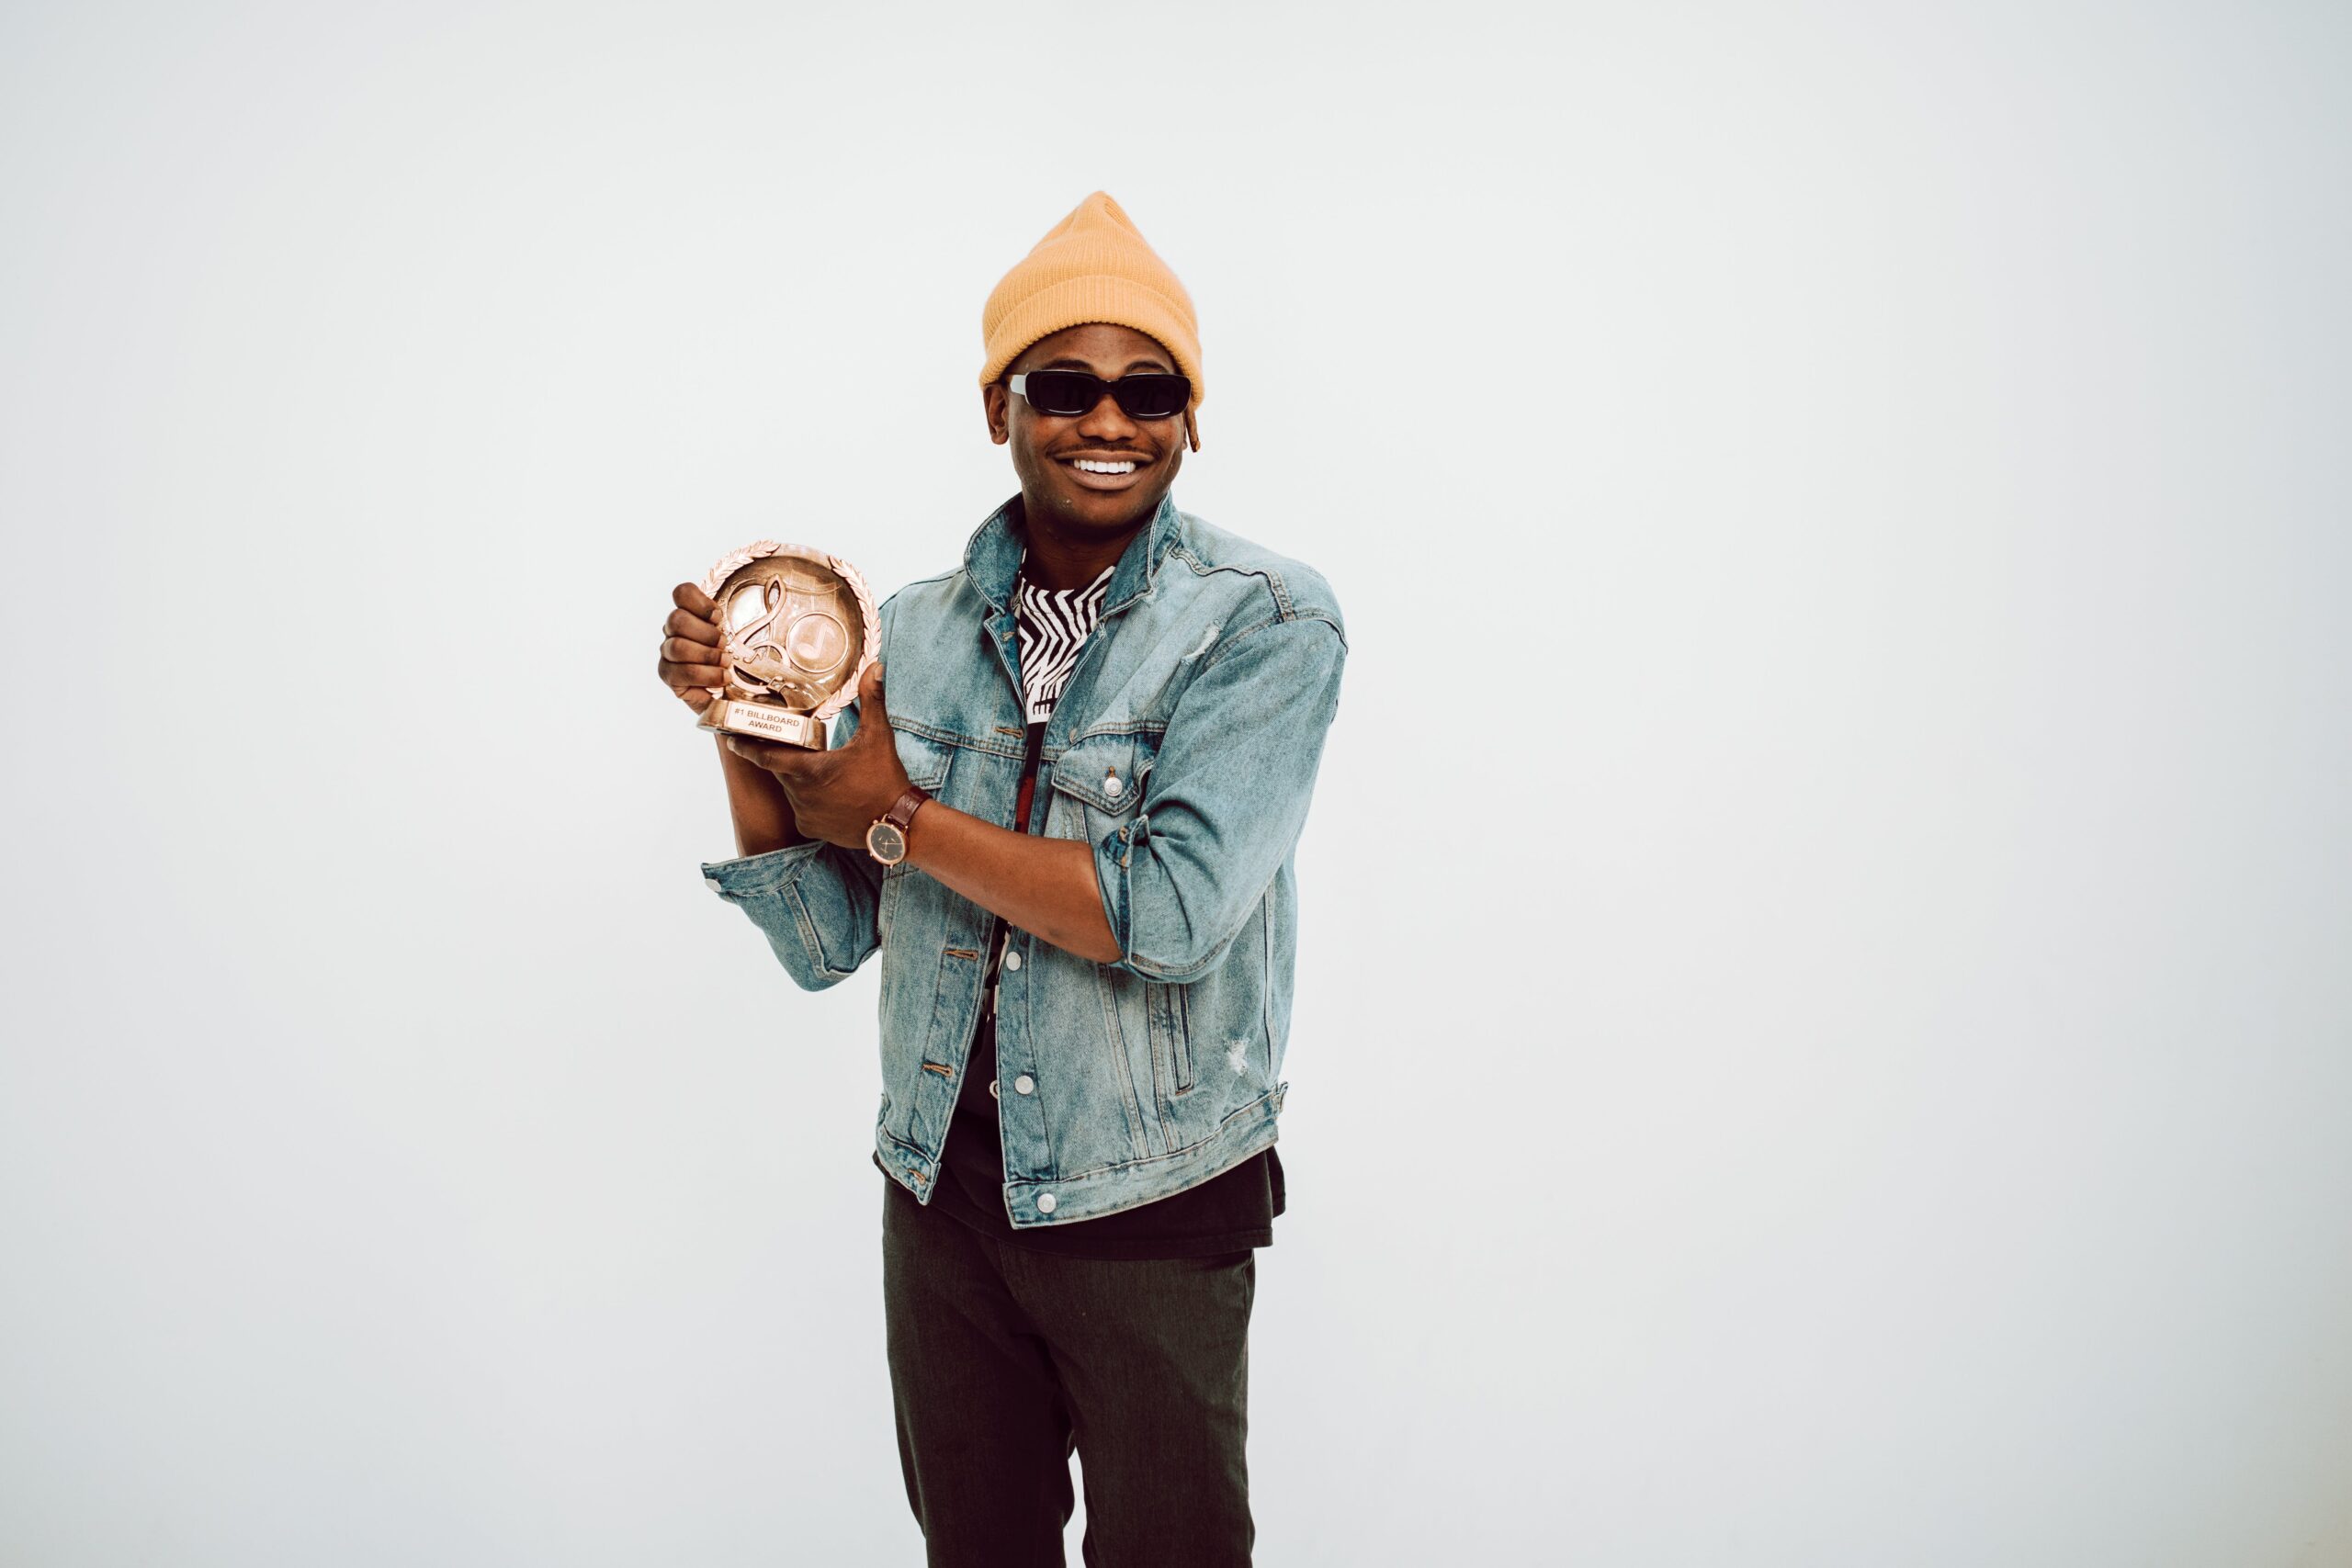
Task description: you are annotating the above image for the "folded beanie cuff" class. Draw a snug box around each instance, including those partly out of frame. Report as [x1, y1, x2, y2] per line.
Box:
[978, 275, 1205, 415]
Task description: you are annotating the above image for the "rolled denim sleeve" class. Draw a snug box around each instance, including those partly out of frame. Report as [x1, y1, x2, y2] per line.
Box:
[698, 604, 888, 990]
[700, 837, 883, 990]
[1098, 612, 1348, 985]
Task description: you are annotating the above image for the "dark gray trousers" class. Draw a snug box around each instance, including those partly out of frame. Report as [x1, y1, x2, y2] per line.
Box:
[880, 1177, 1257, 1566]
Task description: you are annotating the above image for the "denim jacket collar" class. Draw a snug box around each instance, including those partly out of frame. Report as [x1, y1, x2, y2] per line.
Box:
[962, 489, 1183, 616]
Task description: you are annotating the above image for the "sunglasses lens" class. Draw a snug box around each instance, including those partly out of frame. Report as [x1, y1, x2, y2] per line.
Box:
[1018, 370, 1191, 421]
[1114, 376, 1191, 421]
[1022, 370, 1099, 416]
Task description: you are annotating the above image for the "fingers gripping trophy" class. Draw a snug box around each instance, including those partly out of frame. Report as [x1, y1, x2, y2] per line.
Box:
[683, 542, 880, 748]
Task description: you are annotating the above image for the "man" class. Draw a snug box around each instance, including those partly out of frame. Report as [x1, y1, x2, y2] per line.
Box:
[654, 191, 1347, 1566]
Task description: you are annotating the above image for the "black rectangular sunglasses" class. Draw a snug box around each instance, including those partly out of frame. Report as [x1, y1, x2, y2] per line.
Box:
[1008, 369, 1192, 421]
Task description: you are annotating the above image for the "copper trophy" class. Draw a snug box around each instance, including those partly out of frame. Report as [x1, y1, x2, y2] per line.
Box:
[695, 541, 880, 747]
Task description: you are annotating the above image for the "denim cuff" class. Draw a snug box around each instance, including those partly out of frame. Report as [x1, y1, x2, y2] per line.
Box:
[698, 838, 832, 898]
[1094, 811, 1146, 976]
[698, 838, 876, 987]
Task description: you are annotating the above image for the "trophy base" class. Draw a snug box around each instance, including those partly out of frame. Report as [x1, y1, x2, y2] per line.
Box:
[698, 699, 827, 749]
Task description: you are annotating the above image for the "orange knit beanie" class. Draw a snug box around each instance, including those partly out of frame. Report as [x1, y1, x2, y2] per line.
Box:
[979, 191, 1204, 452]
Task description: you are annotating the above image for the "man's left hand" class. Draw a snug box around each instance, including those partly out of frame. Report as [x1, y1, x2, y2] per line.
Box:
[724, 660, 910, 852]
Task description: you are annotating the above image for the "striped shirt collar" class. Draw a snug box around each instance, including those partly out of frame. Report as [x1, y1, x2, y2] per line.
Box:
[1013, 557, 1114, 724]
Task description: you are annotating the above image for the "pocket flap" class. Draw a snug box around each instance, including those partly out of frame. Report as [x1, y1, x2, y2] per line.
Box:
[1048, 732, 1149, 814]
[890, 727, 956, 790]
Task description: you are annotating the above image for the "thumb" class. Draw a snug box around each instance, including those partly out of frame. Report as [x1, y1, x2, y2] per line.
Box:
[856, 659, 888, 725]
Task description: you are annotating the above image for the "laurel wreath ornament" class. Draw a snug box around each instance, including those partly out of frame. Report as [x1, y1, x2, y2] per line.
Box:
[697, 541, 881, 722]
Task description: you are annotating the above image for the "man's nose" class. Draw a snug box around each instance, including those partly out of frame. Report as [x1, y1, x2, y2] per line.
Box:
[1074, 389, 1140, 441]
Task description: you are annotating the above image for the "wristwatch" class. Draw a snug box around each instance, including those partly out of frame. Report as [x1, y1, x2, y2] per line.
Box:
[865, 784, 932, 865]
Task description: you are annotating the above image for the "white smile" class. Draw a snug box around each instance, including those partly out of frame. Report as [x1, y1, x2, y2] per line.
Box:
[1069, 459, 1137, 474]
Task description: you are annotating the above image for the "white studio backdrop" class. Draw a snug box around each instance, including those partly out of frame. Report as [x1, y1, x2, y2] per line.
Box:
[4, 3, 2348, 1564]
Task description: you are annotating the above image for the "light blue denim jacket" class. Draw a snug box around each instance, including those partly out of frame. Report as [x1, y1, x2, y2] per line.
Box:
[699, 491, 1348, 1229]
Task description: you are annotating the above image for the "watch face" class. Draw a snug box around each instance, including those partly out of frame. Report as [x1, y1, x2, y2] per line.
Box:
[866, 821, 907, 863]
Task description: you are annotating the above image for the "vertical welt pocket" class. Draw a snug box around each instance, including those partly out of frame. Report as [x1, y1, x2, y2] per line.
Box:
[1148, 978, 1195, 1097]
[877, 862, 916, 947]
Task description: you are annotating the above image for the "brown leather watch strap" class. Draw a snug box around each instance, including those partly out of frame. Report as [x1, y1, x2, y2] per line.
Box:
[884, 784, 932, 833]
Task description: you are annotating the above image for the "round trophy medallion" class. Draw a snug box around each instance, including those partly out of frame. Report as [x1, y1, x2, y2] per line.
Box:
[695, 542, 880, 748]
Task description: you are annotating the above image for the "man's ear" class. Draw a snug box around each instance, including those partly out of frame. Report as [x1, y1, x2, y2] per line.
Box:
[1184, 408, 1200, 453]
[982, 382, 1008, 445]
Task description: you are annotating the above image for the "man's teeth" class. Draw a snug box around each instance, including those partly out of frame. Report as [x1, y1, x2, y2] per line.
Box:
[1072, 459, 1136, 474]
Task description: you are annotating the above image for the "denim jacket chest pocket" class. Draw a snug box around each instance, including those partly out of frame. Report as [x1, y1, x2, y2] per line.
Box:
[891, 727, 957, 792]
[878, 728, 956, 948]
[1045, 729, 1159, 846]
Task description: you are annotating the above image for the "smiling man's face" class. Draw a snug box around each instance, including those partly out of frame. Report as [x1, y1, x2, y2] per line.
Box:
[983, 322, 1191, 537]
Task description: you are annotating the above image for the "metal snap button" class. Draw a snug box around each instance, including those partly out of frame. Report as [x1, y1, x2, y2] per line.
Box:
[1036, 1192, 1057, 1213]
[1014, 1074, 1035, 1095]
[1103, 773, 1124, 798]
[704, 876, 723, 891]
[1003, 949, 1022, 972]
[989, 1078, 1001, 1100]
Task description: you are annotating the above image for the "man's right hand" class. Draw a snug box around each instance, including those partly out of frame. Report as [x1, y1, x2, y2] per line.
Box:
[658, 582, 726, 716]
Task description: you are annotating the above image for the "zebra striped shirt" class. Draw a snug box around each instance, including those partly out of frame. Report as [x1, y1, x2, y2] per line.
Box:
[1014, 559, 1115, 724]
